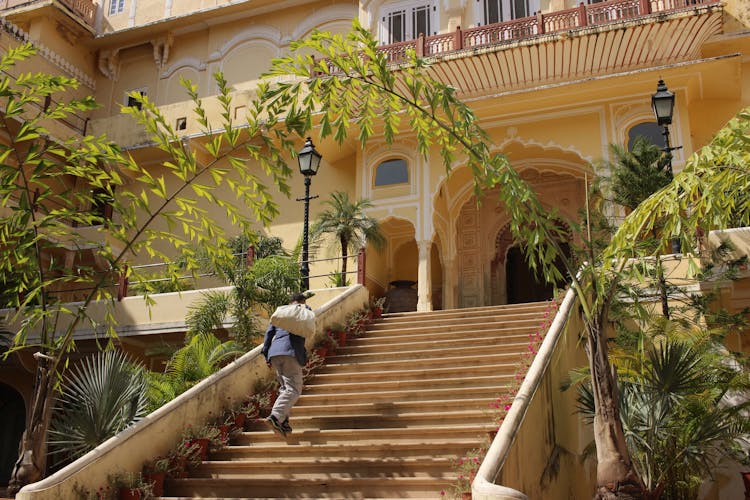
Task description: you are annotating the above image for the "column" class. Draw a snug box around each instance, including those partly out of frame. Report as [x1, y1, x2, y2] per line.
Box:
[416, 240, 432, 311]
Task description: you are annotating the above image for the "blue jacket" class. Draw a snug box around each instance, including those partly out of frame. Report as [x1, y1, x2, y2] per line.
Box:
[261, 324, 307, 367]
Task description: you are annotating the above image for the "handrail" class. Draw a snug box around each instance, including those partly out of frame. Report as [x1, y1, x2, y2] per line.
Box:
[472, 287, 577, 499]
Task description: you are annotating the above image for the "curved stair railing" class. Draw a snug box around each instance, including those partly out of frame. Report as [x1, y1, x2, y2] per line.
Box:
[16, 285, 369, 500]
[473, 287, 591, 499]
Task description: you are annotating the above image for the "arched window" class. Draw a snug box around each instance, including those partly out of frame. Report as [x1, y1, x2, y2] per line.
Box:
[374, 158, 409, 186]
[627, 122, 665, 150]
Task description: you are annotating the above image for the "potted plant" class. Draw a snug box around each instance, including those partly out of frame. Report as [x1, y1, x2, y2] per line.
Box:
[371, 296, 386, 319]
[142, 456, 169, 497]
[110, 472, 152, 500]
[188, 423, 220, 459]
[167, 440, 198, 478]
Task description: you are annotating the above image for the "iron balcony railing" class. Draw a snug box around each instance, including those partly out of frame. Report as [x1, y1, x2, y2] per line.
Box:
[377, 0, 718, 64]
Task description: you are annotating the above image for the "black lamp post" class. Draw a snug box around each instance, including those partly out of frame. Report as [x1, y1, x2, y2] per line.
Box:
[652, 79, 682, 255]
[651, 79, 677, 177]
[297, 137, 322, 291]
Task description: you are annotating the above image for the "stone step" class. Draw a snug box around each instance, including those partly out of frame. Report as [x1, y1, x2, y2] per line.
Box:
[244, 408, 494, 431]
[380, 302, 550, 321]
[212, 439, 481, 460]
[325, 339, 530, 363]
[363, 318, 539, 336]
[367, 311, 546, 332]
[335, 329, 534, 356]
[163, 476, 453, 498]
[307, 364, 518, 386]
[232, 423, 496, 446]
[298, 382, 508, 404]
[193, 456, 454, 477]
[318, 350, 527, 373]
[289, 397, 494, 417]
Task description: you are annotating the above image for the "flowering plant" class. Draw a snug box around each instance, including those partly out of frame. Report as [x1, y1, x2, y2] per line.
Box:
[441, 448, 485, 498]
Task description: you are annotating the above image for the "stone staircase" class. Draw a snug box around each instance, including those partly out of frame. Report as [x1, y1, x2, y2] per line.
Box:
[160, 301, 551, 499]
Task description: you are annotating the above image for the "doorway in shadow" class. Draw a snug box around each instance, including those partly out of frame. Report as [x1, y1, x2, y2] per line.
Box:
[506, 243, 570, 304]
[0, 383, 26, 488]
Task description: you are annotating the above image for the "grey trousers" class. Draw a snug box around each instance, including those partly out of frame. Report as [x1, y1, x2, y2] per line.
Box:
[270, 355, 303, 422]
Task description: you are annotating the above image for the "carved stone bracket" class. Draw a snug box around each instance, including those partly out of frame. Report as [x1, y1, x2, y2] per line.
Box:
[151, 33, 174, 69]
[98, 49, 120, 80]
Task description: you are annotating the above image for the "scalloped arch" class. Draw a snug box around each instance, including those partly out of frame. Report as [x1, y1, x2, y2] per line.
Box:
[208, 26, 283, 62]
[291, 5, 359, 40]
[161, 57, 207, 79]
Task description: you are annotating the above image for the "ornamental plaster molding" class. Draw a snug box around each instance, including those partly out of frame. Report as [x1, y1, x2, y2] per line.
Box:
[98, 49, 120, 81]
[208, 26, 283, 62]
[160, 57, 207, 79]
[290, 4, 359, 40]
[497, 136, 593, 165]
[0, 19, 96, 89]
[611, 100, 653, 136]
[151, 33, 174, 70]
[363, 140, 417, 170]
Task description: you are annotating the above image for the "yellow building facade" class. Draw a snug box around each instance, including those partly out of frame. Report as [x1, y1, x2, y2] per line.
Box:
[0, 0, 747, 312]
[1, 0, 749, 492]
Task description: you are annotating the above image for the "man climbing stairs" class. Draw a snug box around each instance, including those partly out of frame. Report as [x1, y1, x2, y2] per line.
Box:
[161, 301, 552, 499]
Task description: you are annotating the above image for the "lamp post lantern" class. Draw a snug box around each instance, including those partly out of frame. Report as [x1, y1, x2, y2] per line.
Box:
[651, 79, 682, 256]
[297, 137, 322, 291]
[651, 79, 677, 177]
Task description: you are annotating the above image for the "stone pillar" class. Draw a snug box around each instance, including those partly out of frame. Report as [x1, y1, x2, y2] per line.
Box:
[442, 256, 455, 310]
[416, 240, 432, 311]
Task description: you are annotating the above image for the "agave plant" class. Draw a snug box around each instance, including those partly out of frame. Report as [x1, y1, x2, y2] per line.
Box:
[48, 350, 148, 461]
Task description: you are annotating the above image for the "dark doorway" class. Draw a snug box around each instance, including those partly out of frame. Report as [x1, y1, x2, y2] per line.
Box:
[506, 244, 570, 303]
[0, 384, 26, 487]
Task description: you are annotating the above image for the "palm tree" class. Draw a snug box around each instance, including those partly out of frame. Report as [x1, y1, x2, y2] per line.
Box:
[311, 191, 385, 283]
[48, 351, 147, 463]
[577, 320, 750, 499]
[146, 334, 243, 411]
[603, 137, 676, 319]
[185, 233, 295, 349]
[606, 136, 673, 213]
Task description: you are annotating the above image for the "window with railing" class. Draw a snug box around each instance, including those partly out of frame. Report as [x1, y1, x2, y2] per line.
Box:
[379, 0, 437, 44]
[481, 0, 540, 24]
[108, 0, 125, 15]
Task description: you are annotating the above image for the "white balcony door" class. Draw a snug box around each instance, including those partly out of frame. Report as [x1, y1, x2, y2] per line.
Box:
[379, 1, 437, 44]
[480, 0, 539, 24]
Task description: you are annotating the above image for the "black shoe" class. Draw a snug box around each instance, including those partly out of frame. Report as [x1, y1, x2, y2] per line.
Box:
[281, 419, 293, 434]
[264, 415, 287, 437]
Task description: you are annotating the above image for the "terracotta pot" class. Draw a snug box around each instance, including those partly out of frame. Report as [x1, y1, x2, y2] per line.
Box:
[169, 456, 187, 478]
[487, 429, 498, 441]
[742, 471, 750, 492]
[143, 472, 165, 497]
[118, 487, 141, 500]
[313, 346, 328, 358]
[233, 411, 246, 429]
[461, 492, 472, 500]
[190, 438, 210, 461]
[218, 424, 230, 443]
[336, 332, 347, 347]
